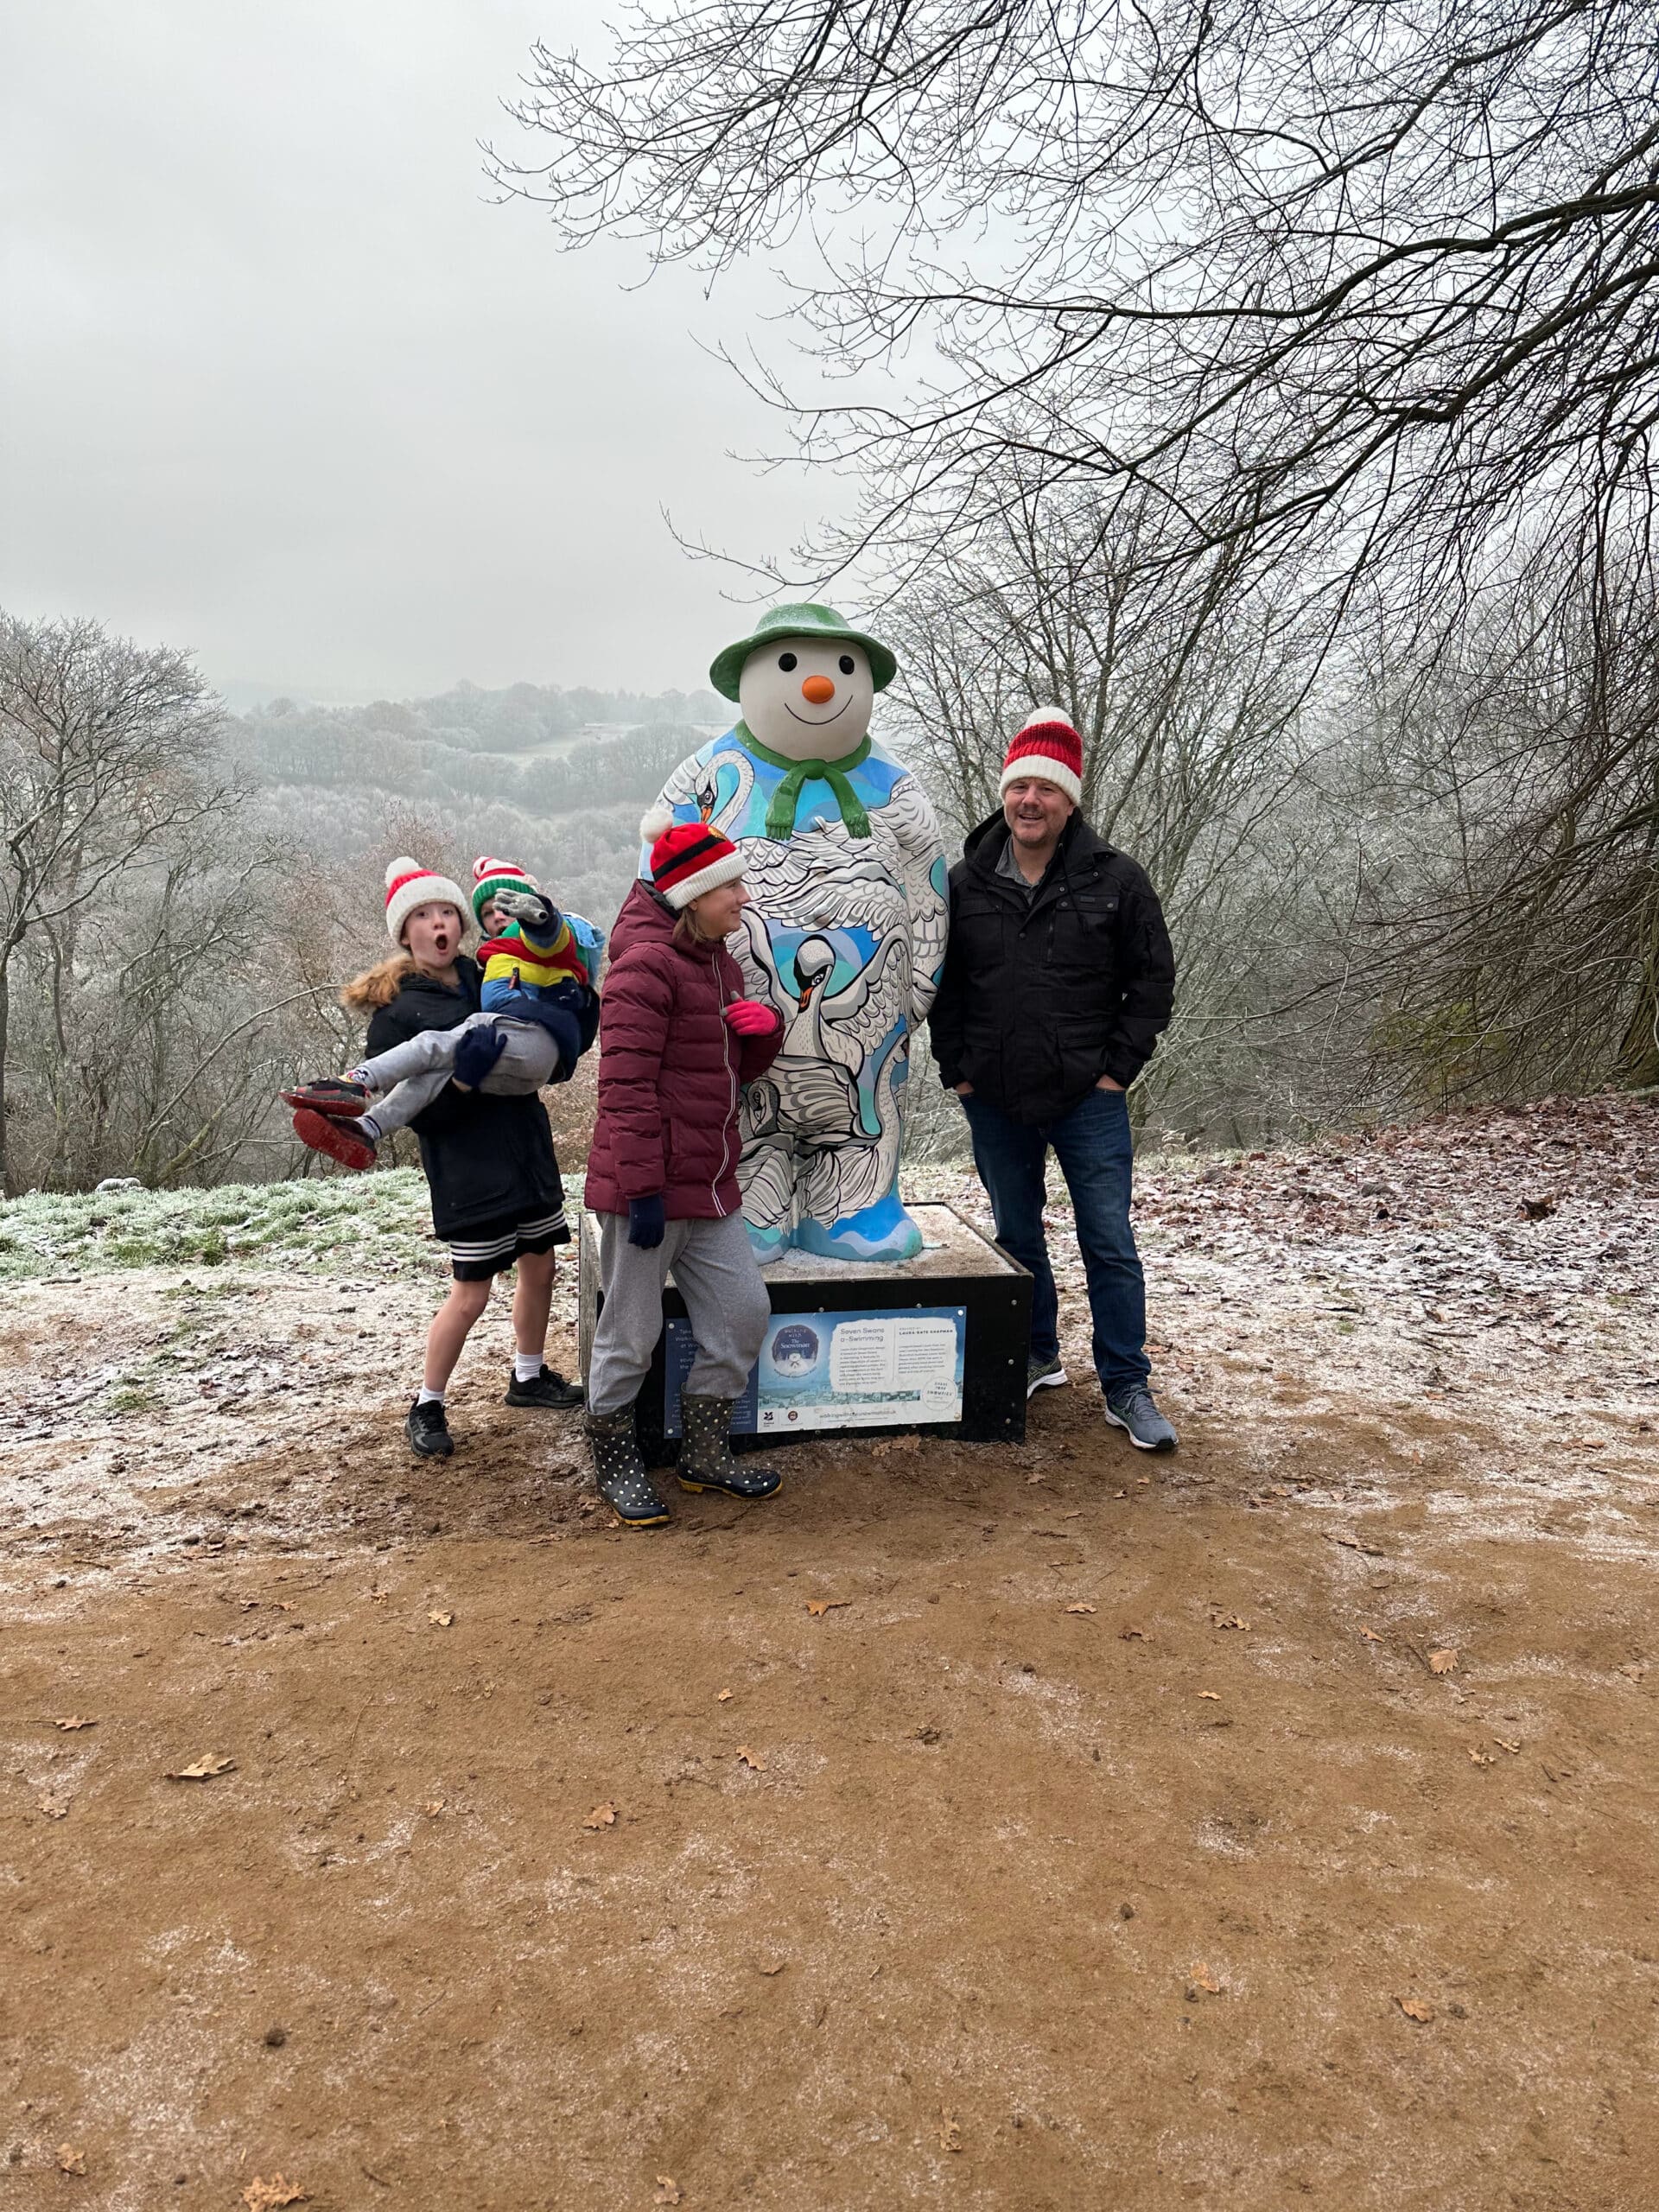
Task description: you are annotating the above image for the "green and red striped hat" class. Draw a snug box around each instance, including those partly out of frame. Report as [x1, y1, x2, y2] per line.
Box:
[471, 855, 537, 921]
[640, 807, 747, 910]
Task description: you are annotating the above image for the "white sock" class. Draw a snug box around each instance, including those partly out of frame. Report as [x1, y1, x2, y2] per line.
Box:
[513, 1351, 543, 1382]
[417, 1386, 446, 1407]
[359, 1113, 383, 1143]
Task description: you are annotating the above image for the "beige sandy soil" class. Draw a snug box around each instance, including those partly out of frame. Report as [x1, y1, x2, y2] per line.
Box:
[3, 1097, 1656, 2209]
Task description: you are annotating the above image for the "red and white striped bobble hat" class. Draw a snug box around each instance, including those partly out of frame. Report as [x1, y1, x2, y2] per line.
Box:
[999, 707, 1084, 807]
[384, 856, 470, 944]
[639, 806, 747, 910]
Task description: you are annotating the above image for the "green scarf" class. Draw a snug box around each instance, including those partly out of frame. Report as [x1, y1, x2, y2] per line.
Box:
[737, 723, 873, 841]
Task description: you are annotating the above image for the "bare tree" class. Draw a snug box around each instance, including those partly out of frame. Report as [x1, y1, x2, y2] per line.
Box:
[493, 1, 1659, 633]
[0, 613, 240, 1192]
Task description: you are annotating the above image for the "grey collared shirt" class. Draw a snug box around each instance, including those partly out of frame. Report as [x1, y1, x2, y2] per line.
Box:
[996, 835, 1043, 901]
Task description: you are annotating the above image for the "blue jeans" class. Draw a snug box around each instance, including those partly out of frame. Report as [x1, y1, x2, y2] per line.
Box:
[959, 1086, 1148, 1392]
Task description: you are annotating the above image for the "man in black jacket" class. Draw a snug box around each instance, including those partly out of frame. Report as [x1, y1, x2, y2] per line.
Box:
[929, 709, 1178, 1451]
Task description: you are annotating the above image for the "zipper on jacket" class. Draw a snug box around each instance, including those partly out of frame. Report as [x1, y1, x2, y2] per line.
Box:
[713, 956, 736, 1215]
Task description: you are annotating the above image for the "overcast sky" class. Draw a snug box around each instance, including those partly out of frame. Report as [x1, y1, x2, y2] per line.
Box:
[1, 2, 841, 701]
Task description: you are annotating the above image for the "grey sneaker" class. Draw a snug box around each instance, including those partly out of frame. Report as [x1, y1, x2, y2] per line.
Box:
[1027, 1353, 1068, 1398]
[1103, 1382, 1178, 1453]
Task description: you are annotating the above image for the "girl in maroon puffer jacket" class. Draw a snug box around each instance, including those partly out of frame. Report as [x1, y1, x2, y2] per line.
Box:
[582, 814, 786, 1526]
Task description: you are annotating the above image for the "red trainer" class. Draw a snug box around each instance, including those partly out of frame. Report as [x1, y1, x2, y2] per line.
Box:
[292, 1108, 377, 1172]
[281, 1077, 372, 1116]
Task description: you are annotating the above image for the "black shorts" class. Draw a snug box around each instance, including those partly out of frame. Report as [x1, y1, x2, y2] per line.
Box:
[448, 1206, 570, 1281]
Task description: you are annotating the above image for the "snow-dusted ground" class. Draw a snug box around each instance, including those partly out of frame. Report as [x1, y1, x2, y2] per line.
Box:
[2, 1095, 1652, 1570]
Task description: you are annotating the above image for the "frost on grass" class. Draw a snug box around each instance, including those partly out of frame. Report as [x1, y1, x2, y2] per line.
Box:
[0, 1168, 445, 1280]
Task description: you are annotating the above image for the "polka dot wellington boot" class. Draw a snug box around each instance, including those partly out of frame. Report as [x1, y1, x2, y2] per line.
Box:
[677, 1393, 782, 1502]
[586, 1401, 670, 1529]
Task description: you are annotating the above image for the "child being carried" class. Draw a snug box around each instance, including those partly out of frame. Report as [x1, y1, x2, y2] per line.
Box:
[286, 857, 603, 1172]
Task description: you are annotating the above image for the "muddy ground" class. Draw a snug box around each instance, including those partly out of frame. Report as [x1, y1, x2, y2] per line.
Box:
[3, 1097, 1656, 2209]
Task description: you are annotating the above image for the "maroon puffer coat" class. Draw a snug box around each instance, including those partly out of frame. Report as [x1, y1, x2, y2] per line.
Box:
[584, 879, 784, 1218]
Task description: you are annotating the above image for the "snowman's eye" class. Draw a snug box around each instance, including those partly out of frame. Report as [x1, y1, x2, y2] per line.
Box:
[778, 652, 798, 671]
[839, 655, 855, 675]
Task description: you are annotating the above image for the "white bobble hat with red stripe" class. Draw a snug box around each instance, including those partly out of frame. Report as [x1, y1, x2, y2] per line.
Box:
[384, 856, 469, 944]
[999, 707, 1084, 807]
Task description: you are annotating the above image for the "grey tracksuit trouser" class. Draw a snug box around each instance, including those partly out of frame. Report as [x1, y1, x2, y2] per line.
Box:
[587, 1210, 771, 1419]
[355, 1014, 557, 1136]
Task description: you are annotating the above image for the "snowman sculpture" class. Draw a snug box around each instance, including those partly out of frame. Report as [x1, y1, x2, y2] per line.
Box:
[645, 603, 948, 1262]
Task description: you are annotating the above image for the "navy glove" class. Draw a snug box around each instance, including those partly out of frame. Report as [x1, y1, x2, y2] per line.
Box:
[627, 1193, 666, 1249]
[453, 1022, 507, 1090]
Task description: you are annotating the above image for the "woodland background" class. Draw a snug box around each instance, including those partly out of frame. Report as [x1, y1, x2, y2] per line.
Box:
[3, 0, 1656, 1194]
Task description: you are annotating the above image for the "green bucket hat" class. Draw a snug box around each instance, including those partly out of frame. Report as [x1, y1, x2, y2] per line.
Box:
[709, 601, 897, 702]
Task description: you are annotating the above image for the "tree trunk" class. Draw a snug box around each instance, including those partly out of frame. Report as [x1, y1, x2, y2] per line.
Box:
[0, 956, 11, 1198]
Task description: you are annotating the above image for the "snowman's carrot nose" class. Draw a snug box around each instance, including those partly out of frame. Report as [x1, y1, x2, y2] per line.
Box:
[800, 675, 836, 704]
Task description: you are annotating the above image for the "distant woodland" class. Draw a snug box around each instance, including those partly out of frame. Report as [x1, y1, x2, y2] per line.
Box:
[5, 1, 1656, 1192]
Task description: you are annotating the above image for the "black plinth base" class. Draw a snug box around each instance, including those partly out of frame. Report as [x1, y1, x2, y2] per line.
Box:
[578, 1201, 1032, 1469]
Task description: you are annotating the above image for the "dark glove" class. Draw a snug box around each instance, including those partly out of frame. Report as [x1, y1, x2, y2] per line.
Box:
[453, 1022, 507, 1089]
[627, 1193, 666, 1249]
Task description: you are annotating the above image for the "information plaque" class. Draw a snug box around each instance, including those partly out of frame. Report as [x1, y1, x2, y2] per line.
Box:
[664, 1305, 967, 1437]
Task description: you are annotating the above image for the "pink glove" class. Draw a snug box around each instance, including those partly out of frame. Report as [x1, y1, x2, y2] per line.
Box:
[723, 997, 780, 1038]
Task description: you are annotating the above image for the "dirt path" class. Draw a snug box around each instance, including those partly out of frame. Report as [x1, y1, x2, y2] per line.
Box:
[3, 1099, 1656, 2209]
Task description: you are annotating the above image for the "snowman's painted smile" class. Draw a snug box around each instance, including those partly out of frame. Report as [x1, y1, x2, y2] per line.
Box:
[784, 695, 854, 728]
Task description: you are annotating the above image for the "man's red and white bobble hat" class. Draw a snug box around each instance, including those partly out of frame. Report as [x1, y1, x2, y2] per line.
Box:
[639, 806, 747, 910]
[384, 856, 469, 944]
[999, 707, 1084, 807]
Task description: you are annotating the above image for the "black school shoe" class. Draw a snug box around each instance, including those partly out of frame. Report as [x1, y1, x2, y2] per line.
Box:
[504, 1363, 585, 1409]
[405, 1398, 454, 1458]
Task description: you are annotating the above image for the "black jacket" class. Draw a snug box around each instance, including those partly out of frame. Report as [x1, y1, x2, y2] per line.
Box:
[928, 811, 1175, 1122]
[365, 958, 565, 1240]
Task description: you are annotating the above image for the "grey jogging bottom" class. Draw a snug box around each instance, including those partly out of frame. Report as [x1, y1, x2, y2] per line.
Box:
[587, 1210, 771, 1419]
[356, 1014, 557, 1136]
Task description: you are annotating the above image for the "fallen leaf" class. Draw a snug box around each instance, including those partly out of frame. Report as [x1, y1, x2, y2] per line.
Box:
[1395, 1996, 1434, 2022]
[242, 2178, 308, 2210]
[53, 1716, 97, 1731]
[428, 1611, 454, 1629]
[717, 1688, 734, 1702]
[1065, 1602, 1097, 1617]
[1493, 1737, 1522, 1753]
[755, 1958, 787, 1975]
[1427, 1649, 1459, 1675]
[736, 1745, 766, 1771]
[652, 2179, 683, 2206]
[1211, 1611, 1250, 1631]
[869, 1433, 919, 1458]
[1025, 1471, 1047, 1484]
[1358, 1628, 1384, 1644]
[56, 2145, 86, 2174]
[582, 1802, 617, 1828]
[938, 2111, 963, 2153]
[166, 1755, 235, 1780]
[1467, 1748, 1495, 1766]
[804, 1597, 850, 1618]
[1197, 1691, 1221, 1701]
[1190, 1962, 1224, 1994]
[1617, 1662, 1647, 1681]
[423, 1798, 446, 1817]
[38, 1794, 70, 1819]
[1119, 1625, 1149, 1641]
